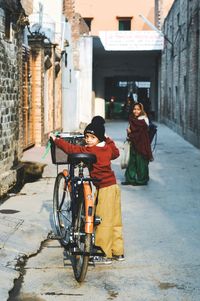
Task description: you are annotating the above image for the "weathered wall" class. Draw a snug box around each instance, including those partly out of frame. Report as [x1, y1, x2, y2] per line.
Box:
[0, 6, 22, 197]
[63, 0, 93, 129]
[0, 0, 64, 197]
[29, 37, 62, 145]
[160, 0, 200, 148]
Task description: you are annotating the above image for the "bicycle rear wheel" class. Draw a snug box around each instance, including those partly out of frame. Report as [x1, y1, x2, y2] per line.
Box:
[73, 188, 92, 282]
[53, 172, 72, 247]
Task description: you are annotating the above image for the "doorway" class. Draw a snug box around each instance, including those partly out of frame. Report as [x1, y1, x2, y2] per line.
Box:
[104, 77, 151, 119]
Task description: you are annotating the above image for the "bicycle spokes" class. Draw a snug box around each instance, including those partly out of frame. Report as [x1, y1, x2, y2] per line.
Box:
[53, 173, 72, 246]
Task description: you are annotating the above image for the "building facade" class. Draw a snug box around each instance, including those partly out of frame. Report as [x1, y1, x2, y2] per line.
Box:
[28, 0, 64, 145]
[159, 0, 200, 148]
[75, 0, 174, 34]
[63, 0, 93, 130]
[0, 0, 66, 197]
[0, 0, 33, 197]
[0, 0, 176, 197]
[74, 0, 174, 120]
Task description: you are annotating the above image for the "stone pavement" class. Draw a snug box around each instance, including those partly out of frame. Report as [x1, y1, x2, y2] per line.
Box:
[1, 121, 200, 300]
[0, 145, 57, 301]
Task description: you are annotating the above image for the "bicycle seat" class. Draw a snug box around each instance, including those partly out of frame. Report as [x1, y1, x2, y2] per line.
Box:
[68, 153, 97, 165]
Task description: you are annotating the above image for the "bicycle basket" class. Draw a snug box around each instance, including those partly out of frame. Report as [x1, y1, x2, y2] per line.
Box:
[50, 133, 85, 164]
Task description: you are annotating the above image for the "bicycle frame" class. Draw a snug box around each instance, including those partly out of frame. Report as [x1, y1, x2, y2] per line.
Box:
[68, 161, 96, 236]
[83, 182, 95, 234]
[52, 142, 105, 282]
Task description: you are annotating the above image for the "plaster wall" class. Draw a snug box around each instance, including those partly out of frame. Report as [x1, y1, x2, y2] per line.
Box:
[62, 26, 93, 131]
[61, 21, 78, 132]
[75, 0, 174, 35]
[77, 36, 93, 125]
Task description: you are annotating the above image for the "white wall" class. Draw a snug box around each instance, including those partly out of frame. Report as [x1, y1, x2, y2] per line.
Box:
[77, 36, 93, 126]
[30, 0, 62, 46]
[62, 35, 93, 132]
[61, 20, 78, 132]
[94, 98, 105, 117]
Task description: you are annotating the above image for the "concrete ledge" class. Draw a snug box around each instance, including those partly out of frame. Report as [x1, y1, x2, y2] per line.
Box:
[0, 170, 17, 199]
[0, 161, 46, 200]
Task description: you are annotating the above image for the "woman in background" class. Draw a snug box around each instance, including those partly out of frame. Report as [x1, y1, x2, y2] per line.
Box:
[122, 103, 153, 186]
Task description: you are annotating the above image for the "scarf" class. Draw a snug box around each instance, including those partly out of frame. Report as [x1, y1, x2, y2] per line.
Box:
[128, 117, 153, 161]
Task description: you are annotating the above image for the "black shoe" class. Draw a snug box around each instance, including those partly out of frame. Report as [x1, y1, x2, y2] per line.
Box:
[112, 255, 125, 261]
[89, 256, 112, 265]
[121, 181, 131, 185]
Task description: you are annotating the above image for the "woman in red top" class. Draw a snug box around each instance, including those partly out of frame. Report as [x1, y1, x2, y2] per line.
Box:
[50, 116, 124, 264]
[122, 103, 153, 186]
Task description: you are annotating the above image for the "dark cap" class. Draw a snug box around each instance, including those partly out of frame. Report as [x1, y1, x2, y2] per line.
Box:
[84, 116, 105, 142]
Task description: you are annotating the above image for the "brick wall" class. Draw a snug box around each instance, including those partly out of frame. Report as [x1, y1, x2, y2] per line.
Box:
[160, 0, 200, 148]
[0, 7, 23, 197]
[30, 38, 44, 145]
[63, 0, 89, 70]
[29, 37, 62, 146]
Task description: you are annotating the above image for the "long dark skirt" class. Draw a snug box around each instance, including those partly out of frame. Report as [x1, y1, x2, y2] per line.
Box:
[125, 146, 149, 185]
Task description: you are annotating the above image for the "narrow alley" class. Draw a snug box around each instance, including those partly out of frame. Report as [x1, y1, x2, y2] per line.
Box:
[1, 120, 200, 301]
[1, 1, 200, 300]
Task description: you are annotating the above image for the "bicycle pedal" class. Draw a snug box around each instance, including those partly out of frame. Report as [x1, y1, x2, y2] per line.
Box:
[94, 216, 102, 226]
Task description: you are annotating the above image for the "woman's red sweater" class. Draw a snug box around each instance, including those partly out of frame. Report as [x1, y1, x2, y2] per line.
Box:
[54, 137, 119, 188]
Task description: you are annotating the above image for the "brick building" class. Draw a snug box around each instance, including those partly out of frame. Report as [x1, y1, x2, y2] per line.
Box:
[0, 0, 64, 197]
[27, 0, 66, 146]
[27, 36, 62, 145]
[159, 0, 200, 148]
[0, 0, 33, 197]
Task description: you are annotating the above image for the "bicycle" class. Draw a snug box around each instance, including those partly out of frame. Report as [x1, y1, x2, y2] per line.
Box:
[50, 133, 105, 282]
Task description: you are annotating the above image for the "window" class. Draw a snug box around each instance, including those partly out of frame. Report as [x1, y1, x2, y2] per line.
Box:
[83, 18, 93, 31]
[117, 17, 132, 31]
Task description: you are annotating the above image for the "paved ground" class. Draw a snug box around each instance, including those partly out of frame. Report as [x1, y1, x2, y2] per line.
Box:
[1, 121, 200, 300]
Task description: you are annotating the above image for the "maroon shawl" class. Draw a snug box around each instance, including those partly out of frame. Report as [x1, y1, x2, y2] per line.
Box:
[128, 117, 153, 161]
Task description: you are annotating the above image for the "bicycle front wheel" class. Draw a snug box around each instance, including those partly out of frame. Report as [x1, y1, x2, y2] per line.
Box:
[53, 172, 72, 247]
[73, 190, 92, 282]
